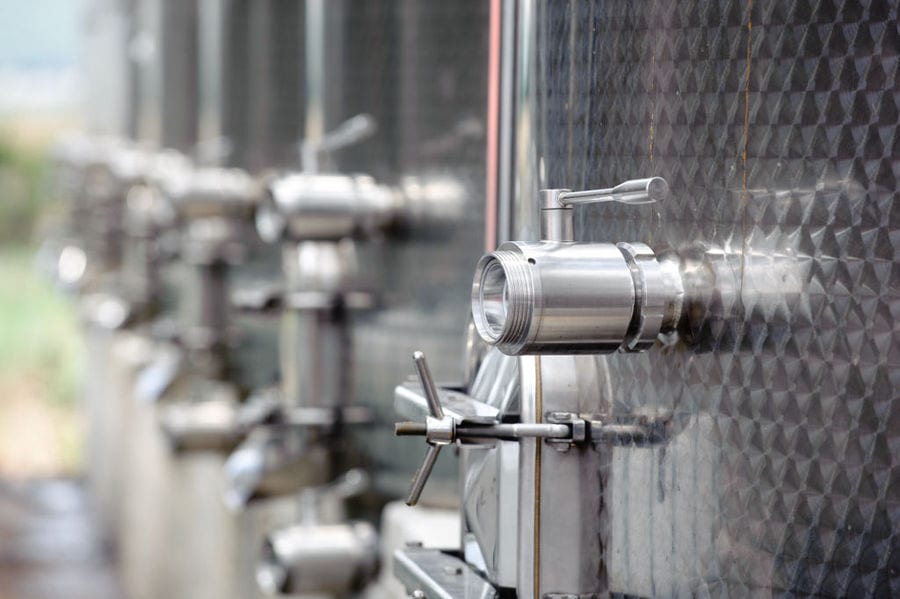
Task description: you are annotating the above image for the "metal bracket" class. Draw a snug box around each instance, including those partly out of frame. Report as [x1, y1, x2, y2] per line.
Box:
[394, 546, 498, 599]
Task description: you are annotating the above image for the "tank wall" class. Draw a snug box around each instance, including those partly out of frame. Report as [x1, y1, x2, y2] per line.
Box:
[515, 1, 899, 595]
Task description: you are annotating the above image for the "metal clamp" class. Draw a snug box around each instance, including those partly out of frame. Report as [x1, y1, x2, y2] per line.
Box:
[396, 351, 570, 505]
[396, 352, 672, 500]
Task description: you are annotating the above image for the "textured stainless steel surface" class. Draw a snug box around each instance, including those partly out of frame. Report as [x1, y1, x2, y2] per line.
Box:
[512, 0, 900, 596]
[313, 0, 491, 500]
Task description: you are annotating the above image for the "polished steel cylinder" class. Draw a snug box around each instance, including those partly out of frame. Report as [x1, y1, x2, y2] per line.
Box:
[157, 394, 244, 453]
[256, 522, 379, 596]
[471, 241, 682, 355]
[259, 173, 399, 242]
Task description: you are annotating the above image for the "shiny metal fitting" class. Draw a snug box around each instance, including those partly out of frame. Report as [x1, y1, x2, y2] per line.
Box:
[258, 173, 400, 243]
[471, 241, 683, 355]
[256, 522, 379, 596]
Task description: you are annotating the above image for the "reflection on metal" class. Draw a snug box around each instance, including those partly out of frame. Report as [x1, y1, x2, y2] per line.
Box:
[57, 245, 88, 287]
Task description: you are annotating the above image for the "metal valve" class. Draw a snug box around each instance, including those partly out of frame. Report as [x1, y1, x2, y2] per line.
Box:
[470, 177, 684, 355]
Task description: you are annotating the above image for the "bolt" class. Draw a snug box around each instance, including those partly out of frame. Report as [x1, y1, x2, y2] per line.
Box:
[395, 421, 427, 436]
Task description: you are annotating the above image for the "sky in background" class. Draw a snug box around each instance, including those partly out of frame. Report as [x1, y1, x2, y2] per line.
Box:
[0, 0, 84, 115]
[0, 0, 82, 68]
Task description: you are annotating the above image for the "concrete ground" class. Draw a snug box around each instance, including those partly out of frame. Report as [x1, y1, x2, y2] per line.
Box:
[0, 477, 122, 599]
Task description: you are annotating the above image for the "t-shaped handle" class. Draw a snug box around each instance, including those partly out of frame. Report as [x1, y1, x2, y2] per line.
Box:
[400, 351, 454, 506]
[395, 351, 571, 505]
[540, 177, 668, 241]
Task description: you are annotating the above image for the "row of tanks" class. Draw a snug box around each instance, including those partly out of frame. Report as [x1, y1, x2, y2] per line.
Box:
[46, 0, 898, 598]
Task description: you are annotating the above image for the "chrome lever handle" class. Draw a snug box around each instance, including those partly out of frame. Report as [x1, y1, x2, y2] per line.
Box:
[413, 350, 444, 420]
[316, 113, 377, 153]
[557, 177, 668, 206]
[397, 351, 454, 506]
[406, 443, 442, 506]
[300, 113, 377, 173]
[539, 176, 669, 241]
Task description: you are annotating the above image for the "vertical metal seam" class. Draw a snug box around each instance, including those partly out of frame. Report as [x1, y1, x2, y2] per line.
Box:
[742, 0, 753, 192]
[486, 0, 501, 251]
[533, 354, 542, 599]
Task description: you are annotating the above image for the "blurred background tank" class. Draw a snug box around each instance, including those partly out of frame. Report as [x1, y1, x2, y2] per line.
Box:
[315, 0, 490, 504]
[116, 2, 305, 599]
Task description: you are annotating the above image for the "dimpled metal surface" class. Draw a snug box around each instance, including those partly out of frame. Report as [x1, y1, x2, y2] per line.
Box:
[517, 0, 898, 596]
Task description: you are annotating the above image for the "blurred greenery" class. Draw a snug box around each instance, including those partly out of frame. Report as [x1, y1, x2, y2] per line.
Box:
[0, 124, 83, 474]
[0, 130, 51, 244]
[0, 245, 82, 406]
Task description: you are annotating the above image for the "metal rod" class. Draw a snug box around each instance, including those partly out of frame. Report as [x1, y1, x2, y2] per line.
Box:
[406, 443, 441, 506]
[412, 351, 444, 420]
[558, 177, 668, 206]
[456, 423, 571, 440]
[395, 421, 428, 436]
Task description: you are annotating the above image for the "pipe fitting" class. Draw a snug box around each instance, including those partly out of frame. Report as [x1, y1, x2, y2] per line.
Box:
[258, 173, 400, 243]
[471, 241, 683, 355]
[256, 522, 379, 596]
[157, 395, 246, 453]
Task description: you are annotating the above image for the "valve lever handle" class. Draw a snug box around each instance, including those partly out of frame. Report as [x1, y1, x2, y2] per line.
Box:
[401, 351, 448, 506]
[558, 177, 668, 206]
[540, 177, 669, 241]
[413, 351, 444, 420]
[317, 113, 377, 153]
[299, 113, 377, 173]
[406, 443, 442, 506]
